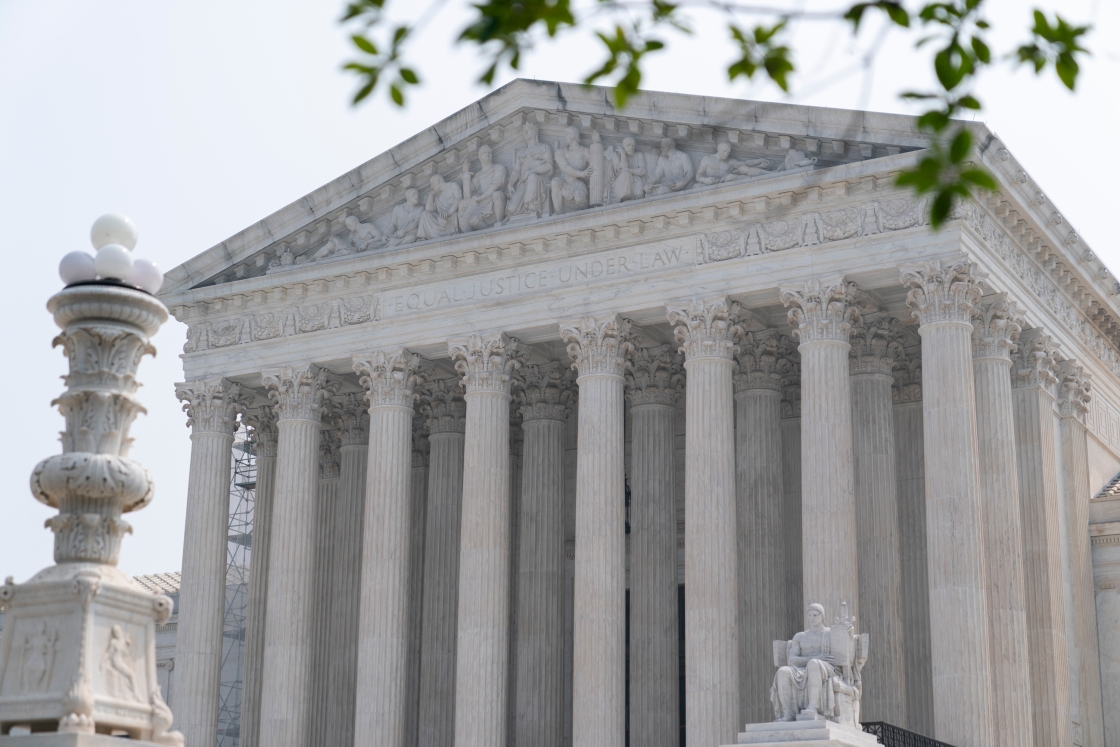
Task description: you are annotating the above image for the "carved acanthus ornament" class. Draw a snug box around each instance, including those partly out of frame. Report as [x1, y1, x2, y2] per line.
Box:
[515, 361, 576, 421]
[1011, 328, 1061, 394]
[262, 363, 334, 422]
[1058, 360, 1092, 422]
[560, 316, 633, 378]
[318, 430, 341, 480]
[243, 405, 279, 458]
[626, 344, 683, 406]
[449, 333, 522, 395]
[972, 296, 1023, 363]
[353, 349, 423, 409]
[420, 378, 467, 435]
[778, 335, 802, 418]
[333, 393, 370, 447]
[412, 416, 430, 467]
[175, 378, 251, 435]
[891, 353, 923, 404]
[900, 259, 987, 326]
[667, 297, 742, 361]
[735, 330, 784, 392]
[780, 277, 860, 344]
[849, 315, 905, 377]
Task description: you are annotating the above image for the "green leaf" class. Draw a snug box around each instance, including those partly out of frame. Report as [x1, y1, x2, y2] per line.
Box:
[390, 83, 404, 106]
[960, 167, 997, 190]
[353, 80, 376, 104]
[949, 129, 971, 163]
[351, 34, 377, 55]
[399, 67, 419, 84]
[970, 36, 990, 64]
[930, 190, 954, 227]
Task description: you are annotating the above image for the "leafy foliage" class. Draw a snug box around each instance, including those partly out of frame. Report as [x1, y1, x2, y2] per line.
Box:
[338, 0, 1091, 227]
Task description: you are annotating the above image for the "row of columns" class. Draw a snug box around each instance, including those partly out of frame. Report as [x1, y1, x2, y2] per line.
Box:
[173, 258, 1106, 747]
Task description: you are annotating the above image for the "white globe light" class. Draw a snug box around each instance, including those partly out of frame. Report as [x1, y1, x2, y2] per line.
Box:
[59, 251, 97, 285]
[94, 244, 135, 280]
[127, 257, 164, 294]
[90, 213, 138, 251]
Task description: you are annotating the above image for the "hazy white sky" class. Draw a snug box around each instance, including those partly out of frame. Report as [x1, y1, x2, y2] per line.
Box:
[1, 1, 1116, 582]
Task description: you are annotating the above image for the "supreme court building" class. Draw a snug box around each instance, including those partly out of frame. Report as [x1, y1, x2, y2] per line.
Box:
[160, 80, 1120, 747]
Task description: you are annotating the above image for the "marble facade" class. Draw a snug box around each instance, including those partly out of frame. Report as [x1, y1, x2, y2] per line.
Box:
[159, 80, 1120, 747]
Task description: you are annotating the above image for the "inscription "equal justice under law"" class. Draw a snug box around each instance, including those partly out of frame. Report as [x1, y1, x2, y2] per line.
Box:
[386, 245, 687, 315]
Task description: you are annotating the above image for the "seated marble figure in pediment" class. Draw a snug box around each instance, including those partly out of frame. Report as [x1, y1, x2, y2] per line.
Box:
[771, 602, 869, 728]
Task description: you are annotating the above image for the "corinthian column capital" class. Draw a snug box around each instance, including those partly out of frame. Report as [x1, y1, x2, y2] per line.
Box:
[333, 392, 370, 447]
[734, 330, 784, 392]
[419, 378, 467, 434]
[244, 404, 279, 458]
[561, 316, 633, 378]
[625, 344, 683, 406]
[1058, 359, 1092, 422]
[972, 296, 1023, 362]
[780, 276, 860, 344]
[319, 429, 341, 480]
[667, 297, 742, 361]
[449, 333, 521, 395]
[1011, 327, 1060, 394]
[353, 349, 423, 409]
[515, 361, 576, 421]
[262, 363, 335, 422]
[849, 315, 905, 376]
[175, 377, 252, 435]
[901, 258, 988, 326]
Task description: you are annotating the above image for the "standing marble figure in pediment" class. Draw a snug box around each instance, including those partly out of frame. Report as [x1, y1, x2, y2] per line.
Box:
[383, 187, 424, 247]
[644, 137, 694, 195]
[604, 136, 651, 204]
[458, 144, 507, 230]
[418, 174, 462, 240]
[507, 121, 554, 219]
[550, 125, 591, 214]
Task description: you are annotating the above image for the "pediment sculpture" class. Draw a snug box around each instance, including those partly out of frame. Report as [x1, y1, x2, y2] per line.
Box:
[771, 602, 869, 727]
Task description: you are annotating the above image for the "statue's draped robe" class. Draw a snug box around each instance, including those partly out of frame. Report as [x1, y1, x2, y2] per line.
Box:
[554, 146, 590, 210]
[771, 628, 839, 719]
[459, 164, 507, 229]
[606, 149, 649, 203]
[383, 202, 423, 247]
[507, 144, 553, 217]
[418, 182, 463, 239]
[646, 150, 694, 195]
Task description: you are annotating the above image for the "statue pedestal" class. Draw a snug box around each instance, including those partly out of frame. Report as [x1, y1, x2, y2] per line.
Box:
[0, 734, 168, 746]
[723, 720, 881, 746]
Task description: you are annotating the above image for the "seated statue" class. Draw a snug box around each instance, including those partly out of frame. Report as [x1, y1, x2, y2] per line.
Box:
[644, 137, 694, 195]
[417, 174, 462, 240]
[771, 602, 868, 727]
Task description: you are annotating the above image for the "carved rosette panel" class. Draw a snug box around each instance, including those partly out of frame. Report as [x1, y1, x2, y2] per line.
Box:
[667, 297, 741, 362]
[354, 349, 423, 410]
[901, 259, 987, 326]
[778, 335, 802, 417]
[244, 404, 279, 458]
[1011, 328, 1061, 395]
[449, 333, 522, 395]
[780, 277, 859, 344]
[735, 330, 784, 392]
[972, 297, 1023, 363]
[515, 361, 576, 421]
[560, 316, 633, 379]
[318, 429, 341, 480]
[849, 315, 904, 377]
[262, 363, 333, 422]
[333, 392, 371, 447]
[419, 378, 467, 434]
[1058, 360, 1092, 422]
[626, 344, 683, 406]
[175, 378, 250, 435]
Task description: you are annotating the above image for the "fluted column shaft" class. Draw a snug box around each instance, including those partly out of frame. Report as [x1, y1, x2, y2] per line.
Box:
[781, 415, 803, 635]
[669, 298, 740, 747]
[240, 408, 277, 747]
[628, 363, 679, 747]
[1091, 524, 1120, 746]
[515, 414, 567, 746]
[259, 365, 328, 747]
[561, 317, 628, 747]
[310, 470, 339, 741]
[352, 350, 421, 747]
[418, 386, 466, 747]
[734, 331, 785, 726]
[901, 260, 994, 747]
[451, 333, 518, 747]
[1058, 362, 1105, 747]
[893, 398, 935, 736]
[972, 301, 1033, 747]
[405, 430, 429, 747]
[781, 279, 859, 623]
[174, 379, 247, 747]
[1012, 329, 1072, 747]
[327, 401, 369, 747]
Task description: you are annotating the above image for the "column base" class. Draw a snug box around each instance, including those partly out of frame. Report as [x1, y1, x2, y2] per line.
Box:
[0, 735, 171, 747]
[723, 720, 881, 746]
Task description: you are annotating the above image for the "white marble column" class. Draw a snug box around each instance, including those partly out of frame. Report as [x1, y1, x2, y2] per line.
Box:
[626, 346, 681, 747]
[352, 349, 422, 747]
[560, 316, 630, 747]
[174, 378, 248, 747]
[779, 339, 803, 635]
[734, 331, 786, 725]
[406, 418, 429, 747]
[848, 315, 907, 725]
[258, 363, 331, 747]
[1011, 327, 1073, 747]
[514, 362, 574, 747]
[310, 430, 340, 742]
[507, 414, 523, 747]
[668, 297, 741, 747]
[892, 359, 936, 737]
[900, 260, 995, 747]
[1090, 521, 1120, 746]
[450, 333, 520, 747]
[779, 278, 859, 623]
[327, 395, 370, 747]
[1059, 361, 1105, 747]
[418, 379, 467, 747]
[971, 297, 1033, 747]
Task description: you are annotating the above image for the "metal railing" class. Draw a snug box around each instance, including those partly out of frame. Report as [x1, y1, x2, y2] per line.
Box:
[862, 722, 956, 747]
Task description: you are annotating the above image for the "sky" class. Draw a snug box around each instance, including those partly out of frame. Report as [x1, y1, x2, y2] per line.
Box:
[0, 0, 1116, 582]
